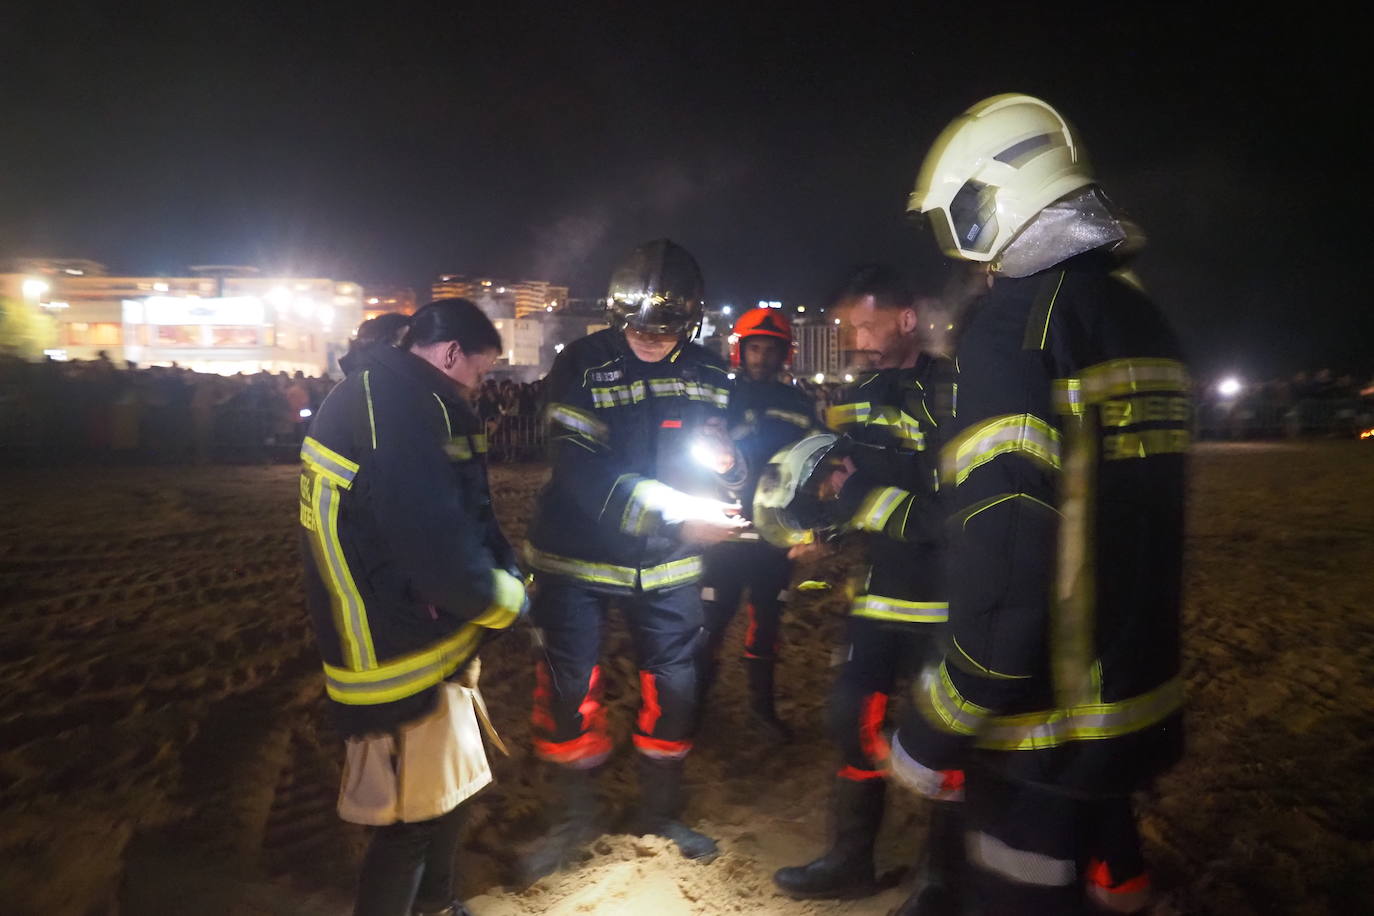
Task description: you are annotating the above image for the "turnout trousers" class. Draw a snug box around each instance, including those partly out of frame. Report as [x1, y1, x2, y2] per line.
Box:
[700, 539, 791, 661]
[829, 616, 934, 782]
[531, 578, 705, 768]
[963, 768, 1152, 914]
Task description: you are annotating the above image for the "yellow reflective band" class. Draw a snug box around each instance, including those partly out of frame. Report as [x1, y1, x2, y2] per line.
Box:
[918, 660, 990, 736]
[524, 546, 638, 589]
[639, 555, 705, 590]
[958, 492, 1060, 530]
[323, 624, 483, 705]
[524, 546, 703, 591]
[620, 478, 675, 535]
[591, 382, 642, 408]
[867, 407, 926, 449]
[641, 377, 729, 407]
[765, 407, 812, 428]
[850, 594, 949, 623]
[301, 436, 359, 489]
[1099, 395, 1190, 428]
[1079, 358, 1190, 402]
[978, 677, 1185, 751]
[444, 437, 473, 461]
[548, 403, 610, 444]
[944, 414, 1061, 485]
[1053, 379, 1084, 417]
[1102, 428, 1191, 461]
[851, 486, 908, 532]
[362, 370, 377, 448]
[826, 401, 870, 430]
[310, 474, 376, 670]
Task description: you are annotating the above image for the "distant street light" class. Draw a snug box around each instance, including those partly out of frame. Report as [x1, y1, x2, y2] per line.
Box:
[1217, 377, 1242, 398]
[22, 278, 49, 300]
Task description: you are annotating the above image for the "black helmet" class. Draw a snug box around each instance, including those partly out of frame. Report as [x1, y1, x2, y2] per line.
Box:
[606, 238, 704, 339]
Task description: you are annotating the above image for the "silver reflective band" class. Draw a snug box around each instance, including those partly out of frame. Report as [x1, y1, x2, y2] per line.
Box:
[888, 732, 965, 801]
[945, 414, 1061, 485]
[967, 832, 1076, 887]
[301, 436, 358, 487]
[851, 594, 949, 623]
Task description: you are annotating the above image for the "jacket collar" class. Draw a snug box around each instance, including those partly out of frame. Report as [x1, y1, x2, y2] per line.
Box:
[358, 343, 466, 403]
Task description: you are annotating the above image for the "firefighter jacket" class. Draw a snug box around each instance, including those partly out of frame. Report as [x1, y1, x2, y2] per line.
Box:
[726, 376, 817, 520]
[300, 344, 523, 737]
[897, 252, 1188, 796]
[526, 328, 744, 594]
[824, 355, 953, 625]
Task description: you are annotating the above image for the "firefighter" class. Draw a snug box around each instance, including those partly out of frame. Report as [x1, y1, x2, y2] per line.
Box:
[520, 239, 747, 882]
[698, 306, 816, 742]
[891, 93, 1189, 915]
[772, 265, 958, 902]
[300, 299, 527, 916]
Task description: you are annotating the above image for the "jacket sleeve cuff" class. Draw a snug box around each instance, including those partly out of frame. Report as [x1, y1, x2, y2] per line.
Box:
[470, 568, 525, 629]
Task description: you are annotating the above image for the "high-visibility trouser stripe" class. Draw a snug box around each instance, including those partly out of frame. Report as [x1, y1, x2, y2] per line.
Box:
[633, 734, 692, 759]
[443, 434, 491, 461]
[826, 402, 871, 430]
[850, 594, 949, 623]
[967, 831, 1077, 887]
[639, 556, 704, 591]
[547, 403, 609, 444]
[888, 731, 966, 801]
[851, 486, 908, 532]
[311, 477, 375, 669]
[524, 546, 703, 592]
[765, 408, 813, 429]
[944, 414, 1061, 486]
[1078, 358, 1190, 402]
[323, 623, 483, 705]
[301, 436, 358, 488]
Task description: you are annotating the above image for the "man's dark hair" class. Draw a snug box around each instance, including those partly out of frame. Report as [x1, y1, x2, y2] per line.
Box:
[353, 312, 411, 348]
[829, 263, 915, 311]
[401, 298, 503, 354]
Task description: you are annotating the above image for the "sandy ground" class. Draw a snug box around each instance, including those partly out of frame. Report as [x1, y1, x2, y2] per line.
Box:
[1, 442, 1371, 915]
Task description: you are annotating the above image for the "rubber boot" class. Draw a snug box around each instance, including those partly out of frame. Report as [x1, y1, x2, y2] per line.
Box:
[745, 657, 793, 743]
[631, 755, 719, 861]
[517, 765, 601, 885]
[891, 802, 964, 916]
[774, 777, 886, 899]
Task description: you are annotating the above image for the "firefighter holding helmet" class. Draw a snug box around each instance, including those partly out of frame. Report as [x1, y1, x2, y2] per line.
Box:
[697, 305, 816, 742]
[890, 94, 1190, 915]
[520, 239, 747, 882]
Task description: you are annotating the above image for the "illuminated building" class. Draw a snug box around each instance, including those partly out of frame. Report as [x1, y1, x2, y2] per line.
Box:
[431, 274, 568, 318]
[792, 316, 844, 378]
[0, 261, 363, 376]
[360, 286, 417, 322]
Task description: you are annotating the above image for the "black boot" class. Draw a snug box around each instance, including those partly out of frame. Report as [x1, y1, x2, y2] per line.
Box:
[631, 755, 719, 861]
[774, 778, 886, 899]
[891, 802, 964, 915]
[745, 657, 793, 743]
[517, 765, 601, 885]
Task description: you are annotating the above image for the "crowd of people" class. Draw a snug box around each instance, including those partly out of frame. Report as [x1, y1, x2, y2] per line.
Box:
[0, 350, 875, 466]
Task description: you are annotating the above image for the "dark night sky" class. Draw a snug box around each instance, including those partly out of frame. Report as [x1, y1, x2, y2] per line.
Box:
[2, 2, 1366, 377]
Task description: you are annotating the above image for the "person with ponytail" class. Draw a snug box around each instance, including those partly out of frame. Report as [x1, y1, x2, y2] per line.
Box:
[299, 298, 525, 916]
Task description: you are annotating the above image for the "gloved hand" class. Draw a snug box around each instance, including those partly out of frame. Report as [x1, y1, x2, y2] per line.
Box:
[470, 567, 527, 629]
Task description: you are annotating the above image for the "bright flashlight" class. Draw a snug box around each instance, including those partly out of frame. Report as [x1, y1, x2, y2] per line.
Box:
[1216, 377, 1242, 398]
[691, 438, 719, 469]
[299, 408, 313, 419]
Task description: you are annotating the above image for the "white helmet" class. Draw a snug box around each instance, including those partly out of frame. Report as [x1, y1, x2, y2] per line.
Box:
[907, 94, 1093, 262]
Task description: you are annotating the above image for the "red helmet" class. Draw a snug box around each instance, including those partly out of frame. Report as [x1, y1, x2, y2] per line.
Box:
[729, 306, 794, 367]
